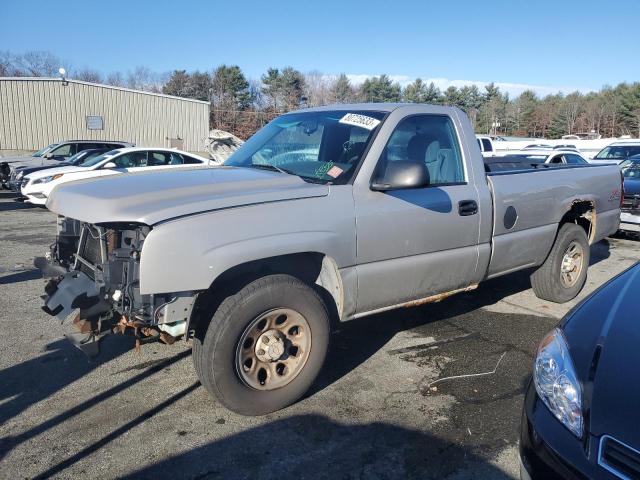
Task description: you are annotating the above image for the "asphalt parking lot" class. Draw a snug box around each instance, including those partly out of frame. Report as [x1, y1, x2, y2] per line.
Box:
[1, 192, 639, 480]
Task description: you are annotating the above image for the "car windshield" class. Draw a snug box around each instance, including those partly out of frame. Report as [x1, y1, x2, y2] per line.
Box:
[32, 144, 58, 157]
[79, 149, 121, 167]
[68, 150, 105, 166]
[224, 110, 386, 184]
[621, 161, 640, 178]
[594, 145, 640, 159]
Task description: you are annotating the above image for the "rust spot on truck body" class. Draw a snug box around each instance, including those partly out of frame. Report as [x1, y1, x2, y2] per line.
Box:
[404, 284, 479, 308]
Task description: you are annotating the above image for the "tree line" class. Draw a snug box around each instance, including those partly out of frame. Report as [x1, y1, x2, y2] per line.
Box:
[3, 50, 640, 140]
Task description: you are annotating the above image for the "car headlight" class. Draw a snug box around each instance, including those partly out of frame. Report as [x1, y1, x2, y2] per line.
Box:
[534, 328, 583, 437]
[32, 173, 63, 185]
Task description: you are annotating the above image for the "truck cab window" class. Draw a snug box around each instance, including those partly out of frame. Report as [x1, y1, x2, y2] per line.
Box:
[381, 115, 464, 185]
[481, 138, 492, 152]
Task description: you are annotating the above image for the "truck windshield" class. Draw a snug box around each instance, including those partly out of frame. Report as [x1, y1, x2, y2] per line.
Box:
[224, 110, 386, 184]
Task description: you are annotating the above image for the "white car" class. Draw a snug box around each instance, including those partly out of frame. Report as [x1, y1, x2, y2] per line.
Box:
[476, 135, 496, 155]
[21, 147, 213, 205]
[589, 141, 640, 165]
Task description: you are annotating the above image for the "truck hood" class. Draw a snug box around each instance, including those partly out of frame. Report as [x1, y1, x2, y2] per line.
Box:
[46, 166, 329, 225]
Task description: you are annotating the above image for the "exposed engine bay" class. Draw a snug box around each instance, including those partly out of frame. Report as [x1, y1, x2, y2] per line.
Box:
[38, 216, 197, 356]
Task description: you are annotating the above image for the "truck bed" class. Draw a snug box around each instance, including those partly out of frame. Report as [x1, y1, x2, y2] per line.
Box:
[484, 163, 621, 279]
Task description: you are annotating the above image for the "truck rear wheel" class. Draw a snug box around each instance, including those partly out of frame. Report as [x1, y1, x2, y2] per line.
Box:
[530, 223, 590, 303]
[192, 274, 330, 415]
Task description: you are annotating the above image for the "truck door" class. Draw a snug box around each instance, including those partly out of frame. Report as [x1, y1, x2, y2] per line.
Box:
[353, 114, 481, 314]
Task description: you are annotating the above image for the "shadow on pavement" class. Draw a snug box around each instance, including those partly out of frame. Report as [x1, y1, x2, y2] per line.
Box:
[0, 200, 38, 212]
[119, 414, 513, 480]
[0, 339, 194, 463]
[0, 337, 135, 429]
[0, 269, 42, 284]
[31, 381, 200, 480]
[590, 239, 611, 265]
[312, 269, 535, 395]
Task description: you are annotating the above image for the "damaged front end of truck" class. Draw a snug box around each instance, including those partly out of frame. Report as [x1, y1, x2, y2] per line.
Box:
[38, 217, 197, 356]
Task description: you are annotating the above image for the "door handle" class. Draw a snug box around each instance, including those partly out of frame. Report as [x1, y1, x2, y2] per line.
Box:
[458, 200, 478, 216]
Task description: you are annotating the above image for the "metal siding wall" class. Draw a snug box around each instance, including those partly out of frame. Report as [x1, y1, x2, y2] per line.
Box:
[0, 79, 209, 151]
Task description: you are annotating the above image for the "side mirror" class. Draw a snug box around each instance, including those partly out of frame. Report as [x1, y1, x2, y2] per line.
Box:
[44, 153, 53, 159]
[103, 161, 117, 169]
[371, 160, 430, 191]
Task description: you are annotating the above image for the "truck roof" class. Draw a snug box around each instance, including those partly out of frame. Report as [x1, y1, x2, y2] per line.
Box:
[298, 103, 461, 114]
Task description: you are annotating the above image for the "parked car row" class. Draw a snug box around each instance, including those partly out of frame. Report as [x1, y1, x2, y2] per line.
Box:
[19, 147, 213, 205]
[0, 140, 134, 187]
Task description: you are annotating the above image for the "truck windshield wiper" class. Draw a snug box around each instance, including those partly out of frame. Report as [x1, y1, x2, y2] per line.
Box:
[247, 163, 331, 184]
[249, 163, 294, 175]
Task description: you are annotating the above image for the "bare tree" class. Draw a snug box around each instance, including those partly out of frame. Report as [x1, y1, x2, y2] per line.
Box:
[15, 51, 63, 76]
[0, 51, 16, 76]
[74, 68, 103, 83]
[105, 71, 126, 87]
[304, 71, 332, 107]
[126, 66, 164, 92]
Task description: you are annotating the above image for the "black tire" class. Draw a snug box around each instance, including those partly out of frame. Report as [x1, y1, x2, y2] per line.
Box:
[530, 223, 590, 303]
[192, 274, 330, 416]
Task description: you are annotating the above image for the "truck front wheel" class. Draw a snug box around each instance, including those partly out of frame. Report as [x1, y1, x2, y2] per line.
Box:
[193, 274, 330, 415]
[530, 223, 590, 303]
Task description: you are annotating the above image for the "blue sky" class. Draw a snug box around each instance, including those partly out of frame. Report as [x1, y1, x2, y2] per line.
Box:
[2, 0, 639, 97]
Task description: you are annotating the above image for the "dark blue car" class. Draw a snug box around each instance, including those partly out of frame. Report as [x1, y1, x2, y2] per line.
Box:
[520, 262, 640, 479]
[619, 156, 640, 234]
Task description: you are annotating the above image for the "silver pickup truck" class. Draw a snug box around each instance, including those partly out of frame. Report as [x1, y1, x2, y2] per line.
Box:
[39, 104, 622, 415]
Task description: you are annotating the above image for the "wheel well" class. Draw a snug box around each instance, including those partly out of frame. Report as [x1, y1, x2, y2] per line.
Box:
[559, 200, 596, 244]
[189, 253, 343, 338]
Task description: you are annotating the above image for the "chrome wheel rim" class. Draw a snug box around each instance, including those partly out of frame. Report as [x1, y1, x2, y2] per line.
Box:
[235, 308, 311, 391]
[560, 241, 584, 288]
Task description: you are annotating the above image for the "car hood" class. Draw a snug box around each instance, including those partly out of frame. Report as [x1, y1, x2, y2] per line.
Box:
[623, 178, 640, 196]
[46, 166, 329, 225]
[18, 163, 72, 176]
[8, 157, 67, 169]
[563, 265, 640, 447]
[1, 154, 38, 164]
[26, 165, 87, 179]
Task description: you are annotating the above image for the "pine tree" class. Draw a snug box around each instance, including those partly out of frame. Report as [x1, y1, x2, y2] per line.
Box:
[330, 74, 355, 103]
[403, 78, 428, 103]
[358, 74, 401, 102]
[162, 70, 192, 98]
[212, 65, 252, 110]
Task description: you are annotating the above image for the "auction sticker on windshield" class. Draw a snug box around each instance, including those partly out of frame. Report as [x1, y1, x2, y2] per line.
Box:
[339, 113, 381, 130]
